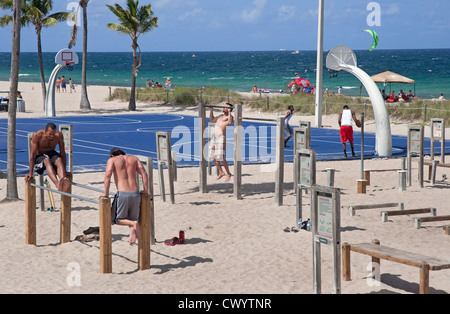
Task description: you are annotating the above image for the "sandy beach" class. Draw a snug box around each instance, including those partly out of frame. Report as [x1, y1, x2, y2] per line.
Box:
[0, 80, 449, 295]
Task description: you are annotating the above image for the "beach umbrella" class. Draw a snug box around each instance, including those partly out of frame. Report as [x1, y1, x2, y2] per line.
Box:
[287, 78, 311, 89]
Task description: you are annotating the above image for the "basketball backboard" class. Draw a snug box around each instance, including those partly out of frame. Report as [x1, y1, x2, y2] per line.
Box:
[326, 45, 357, 71]
[55, 48, 79, 66]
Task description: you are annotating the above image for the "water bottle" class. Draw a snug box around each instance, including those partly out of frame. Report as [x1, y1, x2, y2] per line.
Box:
[179, 230, 185, 244]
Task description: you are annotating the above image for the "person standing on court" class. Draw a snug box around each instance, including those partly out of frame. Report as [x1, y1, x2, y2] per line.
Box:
[101, 147, 148, 246]
[209, 103, 234, 182]
[284, 105, 294, 147]
[25, 122, 70, 192]
[338, 105, 360, 158]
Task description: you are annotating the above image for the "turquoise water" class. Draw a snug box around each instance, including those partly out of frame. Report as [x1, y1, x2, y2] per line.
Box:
[0, 49, 449, 99]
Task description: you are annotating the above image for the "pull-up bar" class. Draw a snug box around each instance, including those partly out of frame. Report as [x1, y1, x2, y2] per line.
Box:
[240, 117, 278, 123]
[30, 182, 100, 204]
[25, 178, 151, 273]
[203, 104, 233, 109]
[198, 102, 285, 206]
[70, 181, 115, 197]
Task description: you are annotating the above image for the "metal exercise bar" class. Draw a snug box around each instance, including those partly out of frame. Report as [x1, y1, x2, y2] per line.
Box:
[70, 181, 115, 196]
[30, 183, 99, 205]
[203, 104, 233, 109]
[241, 116, 278, 122]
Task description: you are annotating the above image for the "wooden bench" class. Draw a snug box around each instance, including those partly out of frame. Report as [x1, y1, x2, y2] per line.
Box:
[347, 202, 404, 217]
[414, 215, 450, 229]
[342, 239, 450, 294]
[381, 207, 436, 222]
[423, 160, 450, 185]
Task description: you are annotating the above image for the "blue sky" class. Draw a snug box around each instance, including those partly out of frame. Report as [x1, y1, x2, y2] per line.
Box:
[0, 0, 449, 52]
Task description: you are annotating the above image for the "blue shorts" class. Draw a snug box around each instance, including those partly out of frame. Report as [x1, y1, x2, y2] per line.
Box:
[111, 191, 141, 224]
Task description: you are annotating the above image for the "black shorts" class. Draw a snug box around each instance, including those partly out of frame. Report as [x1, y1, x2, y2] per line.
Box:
[34, 150, 61, 175]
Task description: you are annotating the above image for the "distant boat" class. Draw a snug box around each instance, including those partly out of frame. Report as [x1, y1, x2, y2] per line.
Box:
[291, 50, 300, 54]
[280, 49, 287, 52]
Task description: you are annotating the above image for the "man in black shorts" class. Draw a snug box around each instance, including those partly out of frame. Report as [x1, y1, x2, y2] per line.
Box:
[25, 123, 70, 191]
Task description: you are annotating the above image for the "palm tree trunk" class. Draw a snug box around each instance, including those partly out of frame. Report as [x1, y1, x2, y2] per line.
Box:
[129, 41, 137, 111]
[6, 0, 21, 200]
[36, 28, 47, 111]
[79, 2, 91, 110]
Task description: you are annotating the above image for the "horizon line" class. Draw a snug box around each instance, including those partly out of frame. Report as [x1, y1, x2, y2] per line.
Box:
[1, 47, 450, 54]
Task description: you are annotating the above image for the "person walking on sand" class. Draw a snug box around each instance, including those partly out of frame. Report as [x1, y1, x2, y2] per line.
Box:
[284, 105, 294, 147]
[25, 123, 70, 192]
[101, 147, 148, 246]
[338, 105, 360, 158]
[209, 103, 234, 182]
[69, 78, 76, 93]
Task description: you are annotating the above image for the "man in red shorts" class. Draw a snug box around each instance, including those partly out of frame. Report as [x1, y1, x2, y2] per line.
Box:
[338, 105, 360, 158]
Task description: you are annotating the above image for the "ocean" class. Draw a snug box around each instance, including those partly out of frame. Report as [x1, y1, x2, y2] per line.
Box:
[0, 49, 449, 99]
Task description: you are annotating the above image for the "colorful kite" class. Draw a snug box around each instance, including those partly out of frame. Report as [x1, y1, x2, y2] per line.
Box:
[364, 29, 379, 51]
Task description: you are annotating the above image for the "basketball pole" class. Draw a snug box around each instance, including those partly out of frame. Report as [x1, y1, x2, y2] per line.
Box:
[314, 0, 324, 128]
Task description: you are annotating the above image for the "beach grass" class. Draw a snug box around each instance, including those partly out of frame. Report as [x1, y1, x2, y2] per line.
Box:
[108, 86, 450, 123]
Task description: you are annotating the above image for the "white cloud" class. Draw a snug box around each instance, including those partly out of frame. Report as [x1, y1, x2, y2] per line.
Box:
[384, 3, 400, 15]
[178, 8, 206, 21]
[277, 5, 296, 22]
[234, 0, 267, 24]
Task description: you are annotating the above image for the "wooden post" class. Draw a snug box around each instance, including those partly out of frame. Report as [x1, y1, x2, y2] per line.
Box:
[371, 239, 381, 267]
[25, 178, 37, 245]
[275, 117, 285, 206]
[363, 170, 370, 186]
[60, 173, 72, 243]
[419, 263, 430, 294]
[234, 104, 242, 200]
[444, 225, 450, 235]
[99, 196, 112, 274]
[199, 102, 207, 193]
[138, 193, 151, 271]
[342, 242, 351, 281]
[357, 179, 367, 194]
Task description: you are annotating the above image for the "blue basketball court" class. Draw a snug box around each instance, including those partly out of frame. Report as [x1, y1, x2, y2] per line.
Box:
[0, 113, 447, 175]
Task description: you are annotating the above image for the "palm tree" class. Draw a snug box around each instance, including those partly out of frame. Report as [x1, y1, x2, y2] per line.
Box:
[6, 0, 21, 200]
[79, 0, 91, 110]
[106, 0, 158, 111]
[0, 0, 70, 110]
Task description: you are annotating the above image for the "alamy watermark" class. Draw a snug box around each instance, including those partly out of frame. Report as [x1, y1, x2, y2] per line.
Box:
[66, 262, 81, 287]
[367, 2, 381, 27]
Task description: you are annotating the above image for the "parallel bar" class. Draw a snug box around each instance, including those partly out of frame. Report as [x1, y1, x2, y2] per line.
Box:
[70, 181, 115, 196]
[30, 183, 99, 204]
[204, 105, 232, 109]
[240, 116, 277, 122]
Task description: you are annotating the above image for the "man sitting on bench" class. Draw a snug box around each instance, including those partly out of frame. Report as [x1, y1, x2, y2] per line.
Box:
[25, 122, 70, 192]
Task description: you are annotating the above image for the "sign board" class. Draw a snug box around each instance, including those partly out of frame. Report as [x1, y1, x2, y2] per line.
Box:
[156, 132, 171, 166]
[430, 119, 445, 163]
[407, 126, 423, 157]
[59, 124, 73, 173]
[155, 132, 175, 204]
[294, 127, 310, 152]
[298, 149, 316, 189]
[311, 184, 341, 294]
[407, 125, 424, 187]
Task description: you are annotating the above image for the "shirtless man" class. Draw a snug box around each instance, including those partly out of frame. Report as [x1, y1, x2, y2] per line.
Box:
[209, 103, 234, 182]
[101, 147, 148, 246]
[25, 123, 70, 191]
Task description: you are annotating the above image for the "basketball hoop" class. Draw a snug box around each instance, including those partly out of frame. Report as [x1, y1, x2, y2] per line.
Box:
[65, 62, 74, 71]
[328, 69, 339, 78]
